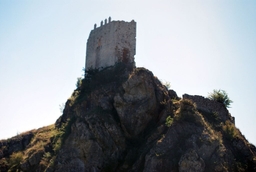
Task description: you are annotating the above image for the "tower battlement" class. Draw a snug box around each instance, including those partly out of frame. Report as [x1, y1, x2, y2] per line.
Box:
[85, 17, 136, 70]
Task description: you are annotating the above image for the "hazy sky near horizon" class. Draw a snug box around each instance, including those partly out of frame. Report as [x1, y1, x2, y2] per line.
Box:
[0, 1, 256, 145]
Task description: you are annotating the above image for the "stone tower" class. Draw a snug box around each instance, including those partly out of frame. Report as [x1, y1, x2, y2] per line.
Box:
[85, 18, 136, 70]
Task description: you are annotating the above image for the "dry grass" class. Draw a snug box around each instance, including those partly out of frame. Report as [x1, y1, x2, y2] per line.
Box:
[157, 134, 166, 144]
[8, 151, 23, 169]
[222, 121, 240, 141]
[179, 99, 197, 110]
[21, 124, 57, 163]
[7, 123, 71, 171]
[2, 124, 62, 171]
[174, 99, 223, 145]
[174, 99, 201, 125]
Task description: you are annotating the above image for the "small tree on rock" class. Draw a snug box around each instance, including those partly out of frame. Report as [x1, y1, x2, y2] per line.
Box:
[208, 89, 233, 108]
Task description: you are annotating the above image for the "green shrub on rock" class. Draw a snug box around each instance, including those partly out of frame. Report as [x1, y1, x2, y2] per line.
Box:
[208, 89, 233, 108]
[165, 116, 173, 127]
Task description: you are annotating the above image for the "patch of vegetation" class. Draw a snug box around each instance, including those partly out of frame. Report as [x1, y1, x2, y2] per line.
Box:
[48, 156, 56, 169]
[174, 99, 206, 127]
[160, 99, 168, 106]
[23, 125, 56, 158]
[52, 116, 76, 153]
[208, 89, 233, 108]
[67, 90, 80, 107]
[198, 110, 221, 127]
[59, 103, 65, 114]
[42, 152, 51, 162]
[0, 158, 8, 171]
[179, 99, 197, 111]
[5, 120, 77, 171]
[84, 62, 131, 86]
[44, 152, 52, 158]
[171, 99, 179, 103]
[157, 134, 166, 144]
[76, 62, 132, 103]
[222, 121, 239, 141]
[10, 125, 56, 171]
[8, 151, 23, 170]
[160, 80, 171, 90]
[39, 152, 52, 169]
[76, 77, 83, 88]
[165, 116, 173, 127]
[235, 161, 248, 172]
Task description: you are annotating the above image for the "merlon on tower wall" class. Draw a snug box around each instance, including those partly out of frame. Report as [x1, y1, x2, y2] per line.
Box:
[85, 18, 136, 70]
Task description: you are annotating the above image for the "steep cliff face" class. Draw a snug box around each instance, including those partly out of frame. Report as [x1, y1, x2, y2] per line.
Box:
[1, 64, 256, 172]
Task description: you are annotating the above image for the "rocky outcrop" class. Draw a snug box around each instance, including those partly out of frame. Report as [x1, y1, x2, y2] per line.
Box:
[0, 131, 34, 159]
[179, 149, 205, 172]
[114, 68, 169, 138]
[0, 65, 256, 171]
[183, 94, 235, 123]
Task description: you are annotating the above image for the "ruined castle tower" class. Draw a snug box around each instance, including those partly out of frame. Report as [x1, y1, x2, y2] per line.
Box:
[85, 17, 136, 70]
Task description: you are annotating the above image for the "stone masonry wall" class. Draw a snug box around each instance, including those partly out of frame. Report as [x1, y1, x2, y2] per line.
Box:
[86, 18, 136, 70]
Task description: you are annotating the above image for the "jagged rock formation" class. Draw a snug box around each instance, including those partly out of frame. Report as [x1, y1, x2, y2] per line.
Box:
[1, 64, 256, 172]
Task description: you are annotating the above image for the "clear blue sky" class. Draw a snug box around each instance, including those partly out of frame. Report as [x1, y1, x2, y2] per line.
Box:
[0, 1, 256, 145]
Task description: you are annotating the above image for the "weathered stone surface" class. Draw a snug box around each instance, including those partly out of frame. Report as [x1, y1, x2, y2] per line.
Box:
[183, 94, 235, 123]
[53, 109, 126, 172]
[0, 131, 34, 158]
[28, 150, 44, 167]
[86, 20, 136, 69]
[114, 68, 168, 138]
[179, 149, 205, 172]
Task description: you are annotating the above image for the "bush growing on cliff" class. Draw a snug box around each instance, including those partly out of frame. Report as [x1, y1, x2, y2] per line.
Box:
[165, 116, 173, 127]
[76, 77, 83, 88]
[163, 81, 171, 89]
[208, 89, 233, 108]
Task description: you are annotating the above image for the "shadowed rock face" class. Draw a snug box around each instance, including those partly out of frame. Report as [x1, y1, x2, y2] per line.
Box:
[1, 66, 256, 172]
